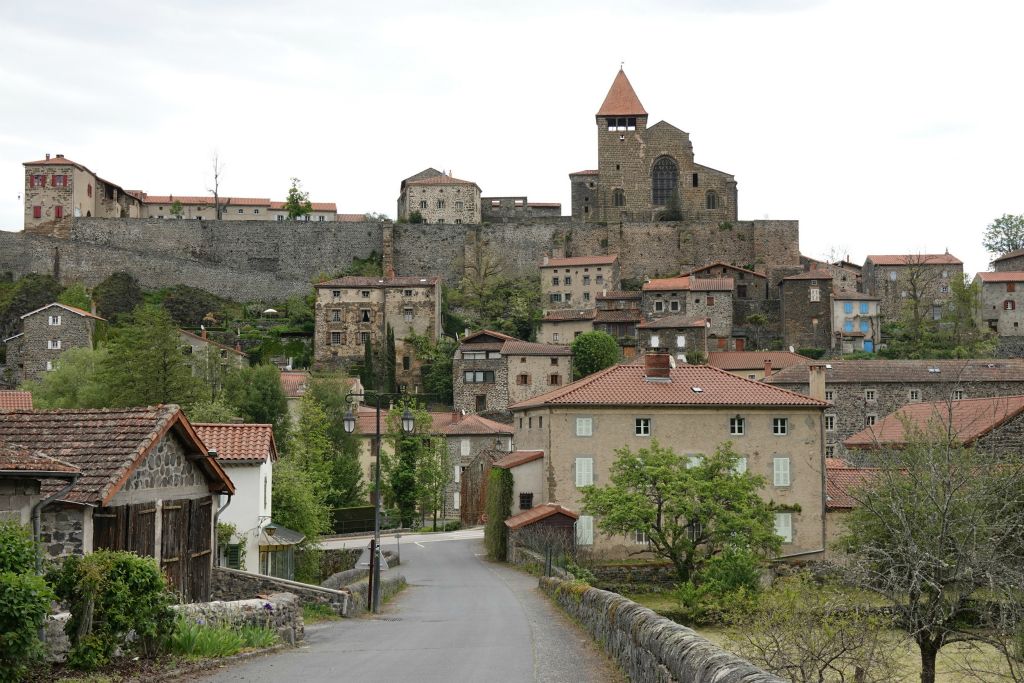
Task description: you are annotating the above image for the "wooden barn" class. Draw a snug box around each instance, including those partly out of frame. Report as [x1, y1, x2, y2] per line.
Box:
[0, 405, 234, 602]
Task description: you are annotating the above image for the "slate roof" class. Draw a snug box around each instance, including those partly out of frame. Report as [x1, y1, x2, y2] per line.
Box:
[505, 503, 579, 529]
[826, 465, 879, 510]
[405, 174, 479, 189]
[193, 423, 278, 464]
[0, 445, 79, 475]
[843, 395, 1024, 449]
[314, 275, 439, 288]
[594, 309, 643, 323]
[764, 359, 1024, 385]
[707, 351, 810, 371]
[596, 69, 647, 117]
[510, 364, 829, 409]
[541, 255, 618, 268]
[637, 315, 707, 329]
[0, 406, 233, 504]
[866, 253, 962, 266]
[460, 330, 571, 356]
[0, 391, 33, 411]
[542, 309, 596, 322]
[976, 272, 1024, 283]
[492, 450, 544, 469]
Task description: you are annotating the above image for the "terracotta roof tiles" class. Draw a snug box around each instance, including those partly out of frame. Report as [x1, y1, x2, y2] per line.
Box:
[826, 465, 880, 510]
[0, 391, 33, 411]
[279, 371, 310, 398]
[596, 69, 647, 117]
[542, 309, 596, 322]
[492, 450, 544, 469]
[314, 276, 440, 288]
[643, 276, 690, 291]
[765, 359, 1024, 385]
[976, 272, 1024, 283]
[707, 351, 810, 371]
[193, 423, 278, 464]
[440, 414, 513, 436]
[541, 255, 618, 268]
[21, 302, 104, 322]
[636, 314, 706, 329]
[505, 502, 578, 530]
[502, 340, 572, 356]
[782, 270, 833, 281]
[866, 254, 962, 266]
[0, 445, 79, 475]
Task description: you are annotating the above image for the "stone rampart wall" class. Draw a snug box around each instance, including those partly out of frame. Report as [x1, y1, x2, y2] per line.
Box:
[539, 577, 784, 683]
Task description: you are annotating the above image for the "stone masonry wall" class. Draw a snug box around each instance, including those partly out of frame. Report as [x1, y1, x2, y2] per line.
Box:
[14, 307, 94, 384]
[0, 477, 41, 525]
[175, 591, 304, 645]
[40, 505, 85, 558]
[212, 566, 350, 615]
[539, 577, 784, 682]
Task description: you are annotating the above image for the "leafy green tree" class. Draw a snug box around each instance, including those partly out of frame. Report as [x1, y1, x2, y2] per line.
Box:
[99, 304, 205, 407]
[194, 345, 232, 401]
[359, 338, 376, 391]
[983, 213, 1024, 256]
[270, 458, 331, 581]
[838, 427, 1024, 683]
[417, 435, 452, 530]
[447, 248, 542, 339]
[363, 212, 390, 222]
[223, 364, 290, 449]
[169, 200, 183, 218]
[408, 210, 424, 224]
[185, 396, 238, 423]
[571, 331, 620, 379]
[745, 313, 770, 351]
[405, 333, 457, 404]
[306, 375, 364, 507]
[581, 440, 780, 582]
[159, 284, 232, 327]
[92, 272, 143, 322]
[943, 275, 995, 355]
[22, 347, 111, 408]
[57, 282, 92, 311]
[0, 273, 62, 339]
[383, 401, 433, 527]
[283, 177, 313, 220]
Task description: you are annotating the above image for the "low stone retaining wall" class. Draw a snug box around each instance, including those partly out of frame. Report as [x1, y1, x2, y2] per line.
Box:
[508, 544, 573, 579]
[540, 577, 785, 683]
[322, 567, 368, 590]
[212, 567, 349, 615]
[342, 574, 408, 617]
[591, 561, 677, 591]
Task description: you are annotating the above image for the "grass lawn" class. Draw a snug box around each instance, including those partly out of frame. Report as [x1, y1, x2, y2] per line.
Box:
[624, 592, 1015, 682]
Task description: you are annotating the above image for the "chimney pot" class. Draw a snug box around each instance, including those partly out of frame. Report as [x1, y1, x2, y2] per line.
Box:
[808, 363, 827, 401]
[644, 352, 672, 381]
[45, 153, 50, 160]
[56, 154, 63, 158]
[763, 359, 772, 378]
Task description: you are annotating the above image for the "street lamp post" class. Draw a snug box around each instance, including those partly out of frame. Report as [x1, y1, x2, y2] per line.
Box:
[343, 393, 415, 614]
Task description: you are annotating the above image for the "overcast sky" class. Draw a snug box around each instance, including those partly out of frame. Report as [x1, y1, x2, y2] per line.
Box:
[1, 0, 1021, 276]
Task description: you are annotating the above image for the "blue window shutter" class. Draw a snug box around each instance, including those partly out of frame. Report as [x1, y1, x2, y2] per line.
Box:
[844, 302, 853, 314]
[860, 320, 869, 333]
[860, 302, 869, 314]
[844, 321, 854, 332]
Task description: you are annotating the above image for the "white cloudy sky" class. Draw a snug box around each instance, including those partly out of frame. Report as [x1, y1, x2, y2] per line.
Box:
[1, 0, 1021, 276]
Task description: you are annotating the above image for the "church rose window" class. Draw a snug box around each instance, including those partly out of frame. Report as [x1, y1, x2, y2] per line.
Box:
[651, 156, 678, 206]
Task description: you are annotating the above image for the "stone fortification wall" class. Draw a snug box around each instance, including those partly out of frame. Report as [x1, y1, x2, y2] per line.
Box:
[0, 216, 800, 302]
[539, 577, 784, 682]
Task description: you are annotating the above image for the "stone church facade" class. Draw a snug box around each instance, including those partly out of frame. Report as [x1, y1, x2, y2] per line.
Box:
[571, 70, 738, 224]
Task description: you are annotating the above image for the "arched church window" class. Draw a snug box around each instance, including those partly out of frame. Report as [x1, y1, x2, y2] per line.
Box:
[651, 157, 678, 206]
[613, 189, 625, 207]
[705, 191, 718, 210]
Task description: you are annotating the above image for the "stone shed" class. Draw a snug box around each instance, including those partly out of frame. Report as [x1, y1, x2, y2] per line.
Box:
[0, 405, 235, 602]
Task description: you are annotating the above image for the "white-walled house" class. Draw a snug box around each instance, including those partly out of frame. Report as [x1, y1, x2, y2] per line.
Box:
[194, 423, 280, 574]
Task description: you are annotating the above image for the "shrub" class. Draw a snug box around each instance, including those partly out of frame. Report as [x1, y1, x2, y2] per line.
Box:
[48, 551, 175, 669]
[0, 571, 55, 681]
[797, 348, 826, 360]
[483, 467, 513, 561]
[169, 618, 278, 658]
[0, 520, 37, 574]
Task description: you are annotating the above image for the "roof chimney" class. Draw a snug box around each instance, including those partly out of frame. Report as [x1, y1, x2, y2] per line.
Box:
[56, 154, 64, 158]
[542, 255, 549, 266]
[763, 359, 772, 378]
[644, 352, 672, 382]
[808, 363, 827, 401]
[45, 153, 50, 160]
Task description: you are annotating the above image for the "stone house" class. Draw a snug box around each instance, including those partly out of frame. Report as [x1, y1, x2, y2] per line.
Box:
[706, 350, 810, 381]
[3, 302, 104, 385]
[452, 330, 572, 415]
[779, 270, 832, 352]
[0, 445, 79, 526]
[505, 503, 578, 559]
[509, 354, 829, 560]
[992, 249, 1024, 273]
[0, 405, 234, 602]
[539, 308, 595, 345]
[572, 69, 737, 224]
[480, 197, 561, 223]
[179, 329, 249, 370]
[192, 424, 292, 577]
[687, 262, 770, 302]
[764, 359, 1024, 460]
[636, 315, 707, 361]
[541, 255, 620, 310]
[136, 194, 338, 222]
[974, 272, 1024, 337]
[397, 169, 481, 224]
[313, 275, 441, 392]
[862, 253, 963, 321]
[831, 291, 881, 354]
[642, 276, 735, 348]
[801, 256, 862, 293]
[593, 291, 642, 357]
[23, 154, 144, 232]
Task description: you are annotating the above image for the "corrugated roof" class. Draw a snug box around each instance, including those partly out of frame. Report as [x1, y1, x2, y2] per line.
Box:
[843, 395, 1024, 449]
[707, 351, 810, 371]
[765, 359, 1024, 385]
[193, 423, 278, 464]
[541, 255, 619, 268]
[866, 254, 963, 266]
[511, 364, 828, 409]
[596, 69, 647, 117]
[0, 391, 33, 411]
[505, 503, 578, 530]
[492, 450, 544, 469]
[314, 276, 439, 288]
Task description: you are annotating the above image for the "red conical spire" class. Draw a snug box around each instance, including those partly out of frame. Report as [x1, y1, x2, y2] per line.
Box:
[597, 68, 647, 117]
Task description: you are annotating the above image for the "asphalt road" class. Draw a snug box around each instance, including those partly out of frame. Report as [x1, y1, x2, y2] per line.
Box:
[198, 535, 623, 683]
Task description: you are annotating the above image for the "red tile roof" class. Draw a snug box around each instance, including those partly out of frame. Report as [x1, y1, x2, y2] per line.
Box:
[541, 255, 619, 268]
[596, 69, 647, 117]
[765, 359, 1024, 385]
[193, 423, 278, 464]
[687, 262, 766, 279]
[0, 406, 233, 504]
[866, 253, 962, 266]
[0, 445, 79, 475]
[179, 330, 247, 357]
[542, 309, 596, 322]
[510, 364, 829, 409]
[21, 302, 104, 321]
[279, 371, 310, 398]
[337, 213, 368, 222]
[637, 315, 707, 329]
[352, 407, 503, 436]
[314, 276, 439, 288]
[505, 502, 578, 530]
[992, 249, 1024, 263]
[0, 391, 33, 411]
[782, 270, 833, 281]
[689, 278, 734, 291]
[461, 329, 520, 344]
[492, 450, 544, 469]
[826, 465, 880, 510]
[24, 156, 90, 172]
[643, 276, 690, 291]
[594, 309, 642, 323]
[976, 272, 1024, 283]
[843, 395, 1024, 449]
[440, 414, 513, 436]
[707, 351, 810, 371]
[596, 290, 642, 300]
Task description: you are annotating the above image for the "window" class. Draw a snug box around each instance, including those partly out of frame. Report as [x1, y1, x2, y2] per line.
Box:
[475, 395, 487, 411]
[361, 309, 371, 322]
[844, 302, 853, 314]
[225, 543, 242, 569]
[331, 310, 341, 322]
[635, 418, 651, 436]
[670, 300, 680, 312]
[549, 293, 562, 303]
[48, 315, 61, 326]
[825, 444, 835, 456]
[953, 390, 965, 400]
[564, 276, 572, 285]
[1005, 300, 1016, 311]
[705, 191, 718, 210]
[632, 530, 649, 545]
[32, 206, 41, 219]
[30, 174, 46, 188]
[463, 370, 495, 383]
[844, 321, 854, 333]
[576, 417, 593, 437]
[734, 457, 747, 474]
[865, 414, 877, 427]
[596, 275, 604, 284]
[254, 208, 260, 214]
[436, 199, 445, 209]
[825, 390, 834, 401]
[1008, 283, 1017, 293]
[772, 418, 788, 435]
[332, 290, 341, 299]
[859, 320, 870, 333]
[319, 215, 326, 222]
[650, 334, 661, 348]
[612, 189, 625, 207]
[676, 335, 686, 348]
[773, 457, 791, 486]
[583, 275, 591, 286]
[551, 332, 560, 343]
[583, 292, 590, 302]
[519, 492, 534, 510]
[809, 288, 821, 302]
[548, 374, 561, 386]
[516, 373, 529, 385]
[692, 173, 699, 187]
[330, 331, 342, 345]
[360, 290, 370, 298]
[825, 414, 835, 431]
[654, 300, 664, 312]
[940, 284, 949, 294]
[47, 339, 61, 350]
[403, 307, 413, 322]
[402, 356, 411, 371]
[237, 208, 244, 214]
[462, 351, 486, 360]
[775, 513, 793, 543]
[45, 361, 54, 371]
[864, 389, 876, 401]
[419, 200, 427, 209]
[651, 156, 678, 205]
[909, 389, 921, 401]
[576, 515, 594, 545]
[860, 302, 870, 314]
[551, 277, 560, 286]
[575, 458, 594, 487]
[461, 439, 471, 457]
[360, 332, 370, 344]
[730, 417, 745, 435]
[54, 206, 63, 219]
[564, 293, 572, 302]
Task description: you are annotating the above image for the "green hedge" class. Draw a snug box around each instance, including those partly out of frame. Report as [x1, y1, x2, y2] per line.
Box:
[484, 468, 513, 561]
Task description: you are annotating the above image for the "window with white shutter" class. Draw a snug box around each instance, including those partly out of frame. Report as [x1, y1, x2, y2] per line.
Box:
[575, 457, 594, 487]
[453, 492, 460, 510]
[576, 417, 593, 437]
[650, 334, 661, 347]
[775, 513, 793, 542]
[773, 457, 791, 486]
[576, 515, 594, 545]
[48, 315, 61, 326]
[461, 439, 470, 457]
[676, 335, 686, 348]
[453, 465, 461, 484]
[733, 457, 747, 474]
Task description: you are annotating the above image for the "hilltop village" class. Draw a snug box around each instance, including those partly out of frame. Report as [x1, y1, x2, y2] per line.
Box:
[2, 68, 1024, 681]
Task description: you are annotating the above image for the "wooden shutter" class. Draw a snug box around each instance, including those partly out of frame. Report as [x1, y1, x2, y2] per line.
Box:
[775, 513, 792, 542]
[575, 457, 593, 487]
[576, 515, 593, 545]
[773, 457, 790, 486]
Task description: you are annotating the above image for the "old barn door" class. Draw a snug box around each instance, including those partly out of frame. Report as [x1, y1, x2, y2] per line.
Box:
[160, 500, 190, 600]
[93, 506, 128, 551]
[187, 497, 213, 602]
